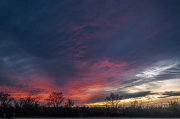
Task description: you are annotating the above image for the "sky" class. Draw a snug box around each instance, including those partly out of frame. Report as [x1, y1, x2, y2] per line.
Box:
[0, 0, 180, 105]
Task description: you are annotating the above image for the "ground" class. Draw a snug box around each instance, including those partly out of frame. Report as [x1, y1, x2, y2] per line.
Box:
[15, 117, 179, 119]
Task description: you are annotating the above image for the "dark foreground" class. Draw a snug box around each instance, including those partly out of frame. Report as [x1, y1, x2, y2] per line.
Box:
[2, 106, 180, 117]
[15, 117, 179, 119]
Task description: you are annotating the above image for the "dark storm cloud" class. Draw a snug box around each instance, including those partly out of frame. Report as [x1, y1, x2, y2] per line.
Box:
[113, 91, 155, 100]
[161, 91, 180, 98]
[123, 91, 154, 99]
[1, 0, 180, 103]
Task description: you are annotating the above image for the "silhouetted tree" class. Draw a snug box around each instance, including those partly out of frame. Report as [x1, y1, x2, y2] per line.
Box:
[130, 100, 139, 108]
[168, 99, 179, 108]
[46, 92, 65, 107]
[19, 96, 40, 107]
[0, 92, 14, 107]
[105, 93, 123, 108]
[18, 96, 40, 116]
[65, 99, 74, 107]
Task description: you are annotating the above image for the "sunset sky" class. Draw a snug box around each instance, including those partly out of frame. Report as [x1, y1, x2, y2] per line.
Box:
[0, 0, 180, 105]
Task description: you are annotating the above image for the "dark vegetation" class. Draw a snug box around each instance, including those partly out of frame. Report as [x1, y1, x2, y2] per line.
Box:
[0, 92, 180, 117]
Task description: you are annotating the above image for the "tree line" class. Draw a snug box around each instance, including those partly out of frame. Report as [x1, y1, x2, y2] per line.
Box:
[0, 92, 74, 108]
[0, 92, 180, 117]
[0, 92, 75, 117]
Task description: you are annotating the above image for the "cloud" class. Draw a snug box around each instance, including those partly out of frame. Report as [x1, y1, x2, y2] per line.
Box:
[161, 91, 180, 98]
[135, 61, 178, 78]
[125, 60, 180, 87]
[123, 91, 154, 99]
[0, 0, 180, 104]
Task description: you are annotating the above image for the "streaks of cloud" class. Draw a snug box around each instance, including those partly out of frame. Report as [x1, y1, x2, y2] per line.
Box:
[136, 60, 179, 78]
[58, 59, 131, 102]
[63, 79, 105, 102]
[0, 0, 180, 104]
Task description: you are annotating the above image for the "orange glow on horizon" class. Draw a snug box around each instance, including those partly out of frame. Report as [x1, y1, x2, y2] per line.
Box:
[86, 95, 180, 107]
